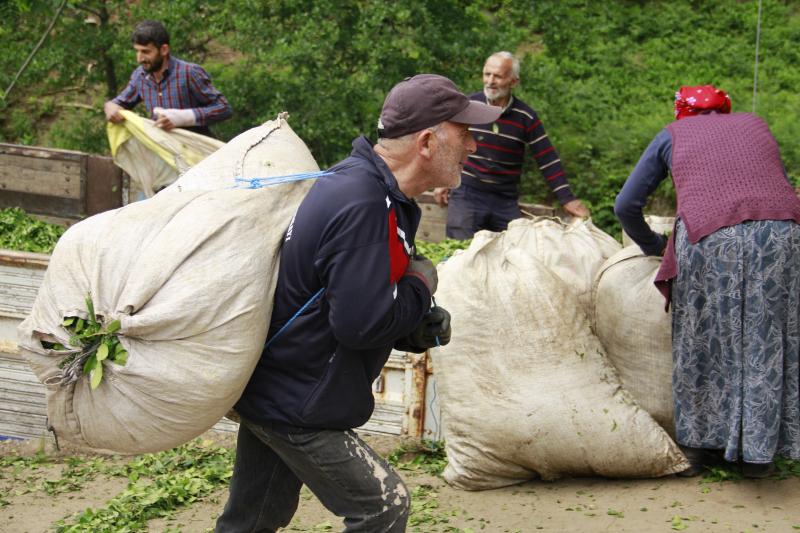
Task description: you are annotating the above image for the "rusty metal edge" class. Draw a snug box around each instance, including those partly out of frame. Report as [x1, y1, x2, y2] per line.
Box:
[405, 351, 428, 438]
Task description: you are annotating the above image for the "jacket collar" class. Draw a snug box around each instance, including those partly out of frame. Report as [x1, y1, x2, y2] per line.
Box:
[350, 136, 413, 205]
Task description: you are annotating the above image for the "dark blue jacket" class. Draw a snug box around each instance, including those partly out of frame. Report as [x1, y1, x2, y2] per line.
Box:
[235, 136, 431, 430]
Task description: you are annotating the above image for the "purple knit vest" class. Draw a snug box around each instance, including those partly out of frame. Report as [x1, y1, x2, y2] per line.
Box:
[655, 113, 800, 295]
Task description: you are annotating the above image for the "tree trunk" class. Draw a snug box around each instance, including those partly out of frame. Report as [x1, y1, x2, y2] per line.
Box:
[98, 3, 117, 97]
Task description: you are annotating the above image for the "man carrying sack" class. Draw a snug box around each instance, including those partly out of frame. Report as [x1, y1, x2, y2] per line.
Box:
[215, 74, 502, 533]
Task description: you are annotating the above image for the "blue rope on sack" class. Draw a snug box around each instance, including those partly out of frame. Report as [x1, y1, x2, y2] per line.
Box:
[264, 287, 326, 349]
[234, 170, 333, 189]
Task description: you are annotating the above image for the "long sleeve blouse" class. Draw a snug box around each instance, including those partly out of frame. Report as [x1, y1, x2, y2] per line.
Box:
[614, 129, 672, 256]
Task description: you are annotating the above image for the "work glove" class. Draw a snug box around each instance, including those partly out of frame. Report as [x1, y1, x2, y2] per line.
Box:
[405, 254, 438, 295]
[153, 107, 197, 128]
[408, 306, 451, 350]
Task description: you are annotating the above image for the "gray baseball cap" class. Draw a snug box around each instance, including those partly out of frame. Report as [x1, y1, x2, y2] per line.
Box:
[377, 74, 502, 138]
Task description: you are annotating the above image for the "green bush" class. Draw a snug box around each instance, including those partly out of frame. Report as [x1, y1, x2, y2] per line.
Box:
[44, 109, 109, 154]
[2, 0, 798, 236]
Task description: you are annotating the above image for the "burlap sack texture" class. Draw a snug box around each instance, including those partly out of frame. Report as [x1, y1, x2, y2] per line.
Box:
[431, 225, 687, 489]
[593, 245, 674, 434]
[19, 116, 319, 454]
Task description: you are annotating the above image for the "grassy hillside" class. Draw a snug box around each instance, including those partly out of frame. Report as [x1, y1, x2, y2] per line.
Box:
[1, 0, 797, 236]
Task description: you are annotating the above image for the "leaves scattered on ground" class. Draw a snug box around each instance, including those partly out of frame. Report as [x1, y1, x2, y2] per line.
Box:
[775, 457, 800, 479]
[702, 465, 743, 483]
[670, 514, 689, 530]
[388, 439, 447, 477]
[700, 456, 800, 483]
[42, 439, 234, 532]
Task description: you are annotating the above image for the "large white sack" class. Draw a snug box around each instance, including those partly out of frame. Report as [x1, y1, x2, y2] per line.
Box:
[431, 230, 687, 489]
[170, 112, 316, 192]
[504, 217, 621, 317]
[18, 118, 319, 454]
[593, 245, 674, 433]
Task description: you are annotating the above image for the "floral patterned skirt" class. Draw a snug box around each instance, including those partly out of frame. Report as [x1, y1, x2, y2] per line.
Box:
[671, 218, 800, 463]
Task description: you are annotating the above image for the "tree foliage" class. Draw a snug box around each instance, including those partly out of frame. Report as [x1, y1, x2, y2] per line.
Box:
[1, 0, 798, 236]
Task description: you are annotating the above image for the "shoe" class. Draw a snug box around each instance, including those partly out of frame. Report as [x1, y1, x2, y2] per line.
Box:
[741, 462, 776, 479]
[676, 462, 705, 477]
[676, 445, 721, 477]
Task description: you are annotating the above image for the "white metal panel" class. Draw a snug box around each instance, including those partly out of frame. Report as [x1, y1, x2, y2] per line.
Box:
[0, 261, 46, 319]
[358, 350, 428, 437]
[0, 352, 49, 439]
[422, 373, 443, 441]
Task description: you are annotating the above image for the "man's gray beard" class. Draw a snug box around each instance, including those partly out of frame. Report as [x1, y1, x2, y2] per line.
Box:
[484, 87, 510, 104]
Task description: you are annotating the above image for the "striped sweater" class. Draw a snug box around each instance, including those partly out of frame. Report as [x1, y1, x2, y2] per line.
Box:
[461, 92, 575, 203]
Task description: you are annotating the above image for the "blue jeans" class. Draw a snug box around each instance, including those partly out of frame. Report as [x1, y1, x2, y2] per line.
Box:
[215, 420, 410, 533]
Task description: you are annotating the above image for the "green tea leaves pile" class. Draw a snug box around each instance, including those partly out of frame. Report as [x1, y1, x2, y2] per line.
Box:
[45, 295, 127, 389]
[416, 239, 471, 265]
[0, 207, 65, 253]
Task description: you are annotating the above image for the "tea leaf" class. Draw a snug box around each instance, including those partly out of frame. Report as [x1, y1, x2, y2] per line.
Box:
[114, 350, 128, 366]
[85, 295, 97, 326]
[96, 342, 109, 361]
[89, 362, 103, 390]
[83, 354, 97, 374]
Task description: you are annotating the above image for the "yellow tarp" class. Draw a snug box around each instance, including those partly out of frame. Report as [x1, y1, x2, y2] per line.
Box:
[107, 110, 224, 198]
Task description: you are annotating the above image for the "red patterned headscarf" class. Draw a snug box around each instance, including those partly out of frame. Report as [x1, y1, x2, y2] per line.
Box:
[674, 85, 731, 120]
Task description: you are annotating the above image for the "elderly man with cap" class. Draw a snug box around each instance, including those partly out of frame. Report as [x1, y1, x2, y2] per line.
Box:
[215, 74, 502, 533]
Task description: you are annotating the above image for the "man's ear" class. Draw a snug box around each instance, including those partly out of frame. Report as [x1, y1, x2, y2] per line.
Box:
[416, 129, 435, 159]
[160, 43, 170, 57]
[510, 77, 520, 90]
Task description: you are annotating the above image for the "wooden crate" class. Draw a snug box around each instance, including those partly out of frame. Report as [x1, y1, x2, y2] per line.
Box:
[0, 143, 123, 223]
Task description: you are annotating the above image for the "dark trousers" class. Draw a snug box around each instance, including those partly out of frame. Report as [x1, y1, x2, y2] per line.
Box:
[446, 184, 521, 239]
[215, 420, 409, 533]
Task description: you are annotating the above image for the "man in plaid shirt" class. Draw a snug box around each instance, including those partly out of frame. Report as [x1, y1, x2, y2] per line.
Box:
[103, 20, 231, 137]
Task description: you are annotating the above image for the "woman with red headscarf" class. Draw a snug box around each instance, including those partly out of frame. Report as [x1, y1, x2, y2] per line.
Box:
[615, 85, 800, 478]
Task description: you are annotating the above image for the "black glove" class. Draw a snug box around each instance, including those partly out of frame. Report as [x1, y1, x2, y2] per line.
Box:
[408, 306, 451, 349]
[405, 254, 438, 294]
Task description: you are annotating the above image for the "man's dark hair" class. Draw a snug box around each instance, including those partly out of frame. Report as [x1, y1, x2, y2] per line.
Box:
[132, 20, 170, 47]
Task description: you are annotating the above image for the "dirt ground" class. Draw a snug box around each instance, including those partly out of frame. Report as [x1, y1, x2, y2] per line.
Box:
[1, 431, 799, 533]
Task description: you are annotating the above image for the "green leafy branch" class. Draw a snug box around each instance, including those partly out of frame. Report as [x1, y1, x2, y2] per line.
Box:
[45, 295, 127, 389]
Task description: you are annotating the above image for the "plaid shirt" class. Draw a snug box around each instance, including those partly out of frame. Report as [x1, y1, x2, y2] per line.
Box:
[461, 92, 575, 204]
[112, 56, 231, 133]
